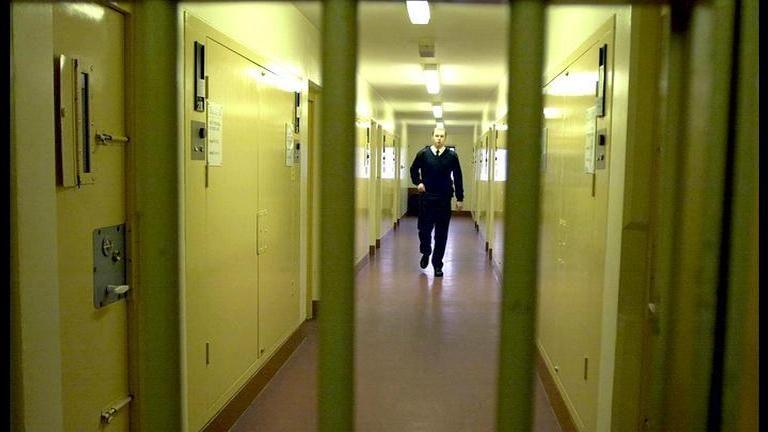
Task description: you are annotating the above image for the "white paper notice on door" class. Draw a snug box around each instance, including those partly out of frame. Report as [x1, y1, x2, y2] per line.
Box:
[285, 123, 295, 166]
[584, 106, 597, 174]
[207, 102, 224, 166]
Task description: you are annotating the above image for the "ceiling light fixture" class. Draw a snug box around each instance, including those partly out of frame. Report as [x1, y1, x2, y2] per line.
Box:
[432, 103, 443, 118]
[436, 120, 445, 129]
[422, 64, 440, 95]
[406, 1, 430, 25]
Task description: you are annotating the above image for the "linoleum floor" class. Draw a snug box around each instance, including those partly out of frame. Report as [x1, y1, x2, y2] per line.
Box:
[231, 215, 562, 432]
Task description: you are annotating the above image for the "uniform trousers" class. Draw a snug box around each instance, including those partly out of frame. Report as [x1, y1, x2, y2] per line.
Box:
[417, 195, 453, 269]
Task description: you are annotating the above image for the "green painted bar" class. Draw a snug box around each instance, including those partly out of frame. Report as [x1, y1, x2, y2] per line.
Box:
[318, 1, 357, 431]
[720, 0, 758, 428]
[132, 1, 181, 431]
[496, 1, 544, 431]
[645, 6, 688, 428]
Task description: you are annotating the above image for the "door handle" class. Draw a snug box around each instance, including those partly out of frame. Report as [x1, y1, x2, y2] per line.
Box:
[107, 285, 130, 295]
[96, 133, 129, 144]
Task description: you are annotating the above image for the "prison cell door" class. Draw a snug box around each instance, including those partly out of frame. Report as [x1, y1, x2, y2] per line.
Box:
[53, 3, 131, 430]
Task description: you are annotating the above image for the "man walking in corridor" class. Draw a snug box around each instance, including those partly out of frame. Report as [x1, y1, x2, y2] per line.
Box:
[410, 127, 464, 277]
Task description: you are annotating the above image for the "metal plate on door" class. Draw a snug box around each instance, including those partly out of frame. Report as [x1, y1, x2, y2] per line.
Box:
[93, 224, 128, 308]
[191, 120, 206, 160]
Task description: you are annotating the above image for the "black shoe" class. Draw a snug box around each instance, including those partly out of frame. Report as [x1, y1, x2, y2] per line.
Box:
[434, 269, 444, 277]
[420, 254, 429, 269]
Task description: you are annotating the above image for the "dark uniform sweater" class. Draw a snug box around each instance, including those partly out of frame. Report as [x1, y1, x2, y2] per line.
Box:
[410, 146, 464, 201]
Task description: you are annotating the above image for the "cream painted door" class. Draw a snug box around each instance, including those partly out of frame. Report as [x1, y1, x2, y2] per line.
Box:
[381, 133, 394, 235]
[537, 33, 613, 431]
[256, 62, 301, 357]
[355, 123, 371, 261]
[198, 37, 263, 417]
[492, 126, 507, 268]
[53, 3, 130, 431]
[183, 15, 302, 430]
[368, 121, 380, 247]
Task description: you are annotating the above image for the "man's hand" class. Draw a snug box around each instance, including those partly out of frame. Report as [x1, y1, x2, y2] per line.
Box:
[417, 183, 425, 193]
[456, 201, 463, 210]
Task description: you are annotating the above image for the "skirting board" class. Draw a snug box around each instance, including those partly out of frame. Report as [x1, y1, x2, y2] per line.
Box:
[490, 254, 576, 431]
[536, 346, 579, 432]
[201, 321, 309, 432]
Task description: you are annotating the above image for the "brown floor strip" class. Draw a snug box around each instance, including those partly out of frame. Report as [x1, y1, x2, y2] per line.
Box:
[536, 348, 579, 432]
[202, 323, 308, 432]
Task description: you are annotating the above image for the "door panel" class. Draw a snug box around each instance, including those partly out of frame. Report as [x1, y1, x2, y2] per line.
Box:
[53, 3, 130, 430]
[355, 123, 371, 262]
[492, 125, 507, 268]
[537, 33, 613, 431]
[202, 38, 262, 411]
[257, 66, 301, 357]
[381, 133, 395, 236]
[183, 16, 302, 428]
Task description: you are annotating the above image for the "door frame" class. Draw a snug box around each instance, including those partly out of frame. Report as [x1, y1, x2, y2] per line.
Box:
[307, 81, 321, 318]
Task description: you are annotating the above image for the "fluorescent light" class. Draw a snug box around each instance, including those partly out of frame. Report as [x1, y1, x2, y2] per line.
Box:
[423, 64, 440, 95]
[436, 121, 445, 129]
[406, 1, 430, 25]
[432, 103, 443, 118]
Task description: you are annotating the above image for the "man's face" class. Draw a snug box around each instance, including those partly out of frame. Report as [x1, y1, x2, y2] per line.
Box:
[432, 128, 446, 147]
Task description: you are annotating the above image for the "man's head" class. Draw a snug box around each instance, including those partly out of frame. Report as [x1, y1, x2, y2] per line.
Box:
[432, 127, 447, 148]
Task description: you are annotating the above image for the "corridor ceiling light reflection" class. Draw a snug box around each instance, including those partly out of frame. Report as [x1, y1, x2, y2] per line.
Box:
[406, 1, 430, 25]
[422, 64, 441, 95]
[67, 3, 105, 20]
[544, 71, 599, 97]
[432, 103, 443, 118]
[436, 120, 445, 129]
[543, 107, 564, 119]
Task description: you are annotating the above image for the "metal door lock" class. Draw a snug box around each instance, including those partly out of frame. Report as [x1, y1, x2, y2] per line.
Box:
[191, 120, 206, 160]
[102, 237, 114, 256]
[93, 224, 128, 308]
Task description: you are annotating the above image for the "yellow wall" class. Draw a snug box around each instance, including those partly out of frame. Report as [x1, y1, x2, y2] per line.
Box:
[11, 3, 66, 431]
[180, 2, 320, 84]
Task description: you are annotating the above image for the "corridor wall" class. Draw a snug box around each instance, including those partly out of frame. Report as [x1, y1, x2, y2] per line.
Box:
[178, 4, 394, 431]
[479, 5, 652, 431]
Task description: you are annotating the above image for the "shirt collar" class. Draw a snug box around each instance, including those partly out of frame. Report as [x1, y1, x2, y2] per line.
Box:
[430, 145, 445, 156]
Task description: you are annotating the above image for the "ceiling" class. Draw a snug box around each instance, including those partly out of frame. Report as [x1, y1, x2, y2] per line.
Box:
[293, 1, 509, 128]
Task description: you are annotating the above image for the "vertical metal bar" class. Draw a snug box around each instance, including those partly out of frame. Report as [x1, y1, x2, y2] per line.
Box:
[318, 1, 357, 431]
[645, 5, 689, 429]
[720, 0, 758, 428]
[646, 1, 739, 429]
[131, 1, 181, 430]
[496, 1, 544, 431]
